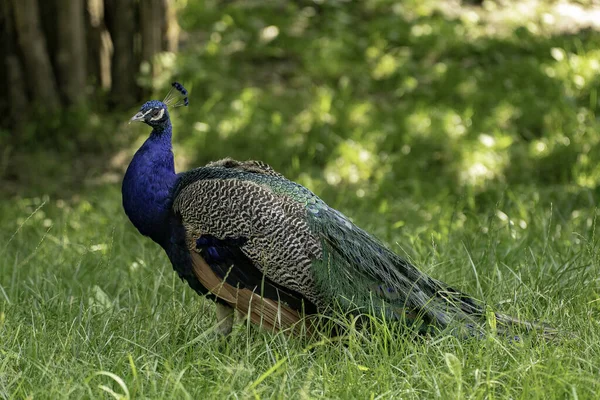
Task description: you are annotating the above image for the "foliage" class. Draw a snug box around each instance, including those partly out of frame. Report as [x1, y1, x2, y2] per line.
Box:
[2, 0, 600, 398]
[170, 0, 600, 200]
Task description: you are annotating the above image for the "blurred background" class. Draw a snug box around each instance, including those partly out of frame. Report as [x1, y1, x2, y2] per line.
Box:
[1, 0, 600, 248]
[3, 3, 600, 396]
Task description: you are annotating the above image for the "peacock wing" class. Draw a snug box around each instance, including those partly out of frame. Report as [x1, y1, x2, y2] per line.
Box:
[172, 171, 321, 332]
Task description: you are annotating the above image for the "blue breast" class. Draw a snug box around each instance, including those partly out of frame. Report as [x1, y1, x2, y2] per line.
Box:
[122, 133, 177, 246]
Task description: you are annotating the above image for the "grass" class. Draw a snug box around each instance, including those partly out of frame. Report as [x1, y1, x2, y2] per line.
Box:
[1, 185, 599, 399]
[2, 0, 600, 398]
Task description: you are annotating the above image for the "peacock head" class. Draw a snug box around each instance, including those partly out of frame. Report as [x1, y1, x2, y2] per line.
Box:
[130, 100, 170, 127]
[130, 82, 189, 128]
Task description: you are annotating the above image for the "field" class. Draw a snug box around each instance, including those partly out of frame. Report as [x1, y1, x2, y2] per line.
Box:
[1, 1, 600, 398]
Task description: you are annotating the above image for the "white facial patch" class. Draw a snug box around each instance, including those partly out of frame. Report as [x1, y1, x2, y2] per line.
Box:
[150, 108, 165, 121]
[139, 108, 153, 119]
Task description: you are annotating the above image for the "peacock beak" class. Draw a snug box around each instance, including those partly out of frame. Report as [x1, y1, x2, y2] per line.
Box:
[129, 111, 146, 124]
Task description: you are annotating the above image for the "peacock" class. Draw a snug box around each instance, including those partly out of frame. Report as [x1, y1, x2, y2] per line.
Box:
[122, 82, 554, 339]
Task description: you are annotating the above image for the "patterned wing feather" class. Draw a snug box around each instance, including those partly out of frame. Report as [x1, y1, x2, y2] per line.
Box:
[173, 172, 324, 308]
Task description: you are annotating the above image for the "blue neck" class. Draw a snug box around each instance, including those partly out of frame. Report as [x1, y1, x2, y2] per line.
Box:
[122, 121, 177, 245]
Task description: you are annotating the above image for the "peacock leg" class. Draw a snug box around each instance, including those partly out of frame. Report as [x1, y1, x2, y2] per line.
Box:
[215, 302, 235, 335]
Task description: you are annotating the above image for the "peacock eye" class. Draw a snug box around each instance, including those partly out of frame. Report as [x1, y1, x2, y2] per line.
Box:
[151, 109, 161, 117]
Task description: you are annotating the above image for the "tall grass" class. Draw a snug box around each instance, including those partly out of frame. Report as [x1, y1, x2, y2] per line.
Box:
[1, 185, 598, 398]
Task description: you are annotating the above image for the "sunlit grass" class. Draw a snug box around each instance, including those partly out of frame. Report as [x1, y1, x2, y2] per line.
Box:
[1, 184, 599, 398]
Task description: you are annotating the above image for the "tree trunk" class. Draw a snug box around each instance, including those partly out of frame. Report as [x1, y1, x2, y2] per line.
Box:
[38, 0, 58, 73]
[5, 56, 28, 131]
[0, 0, 9, 120]
[162, 0, 179, 53]
[10, 0, 60, 112]
[86, 0, 112, 90]
[1, 0, 182, 131]
[107, 0, 137, 108]
[1, 0, 28, 131]
[56, 0, 87, 105]
[140, 0, 164, 69]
